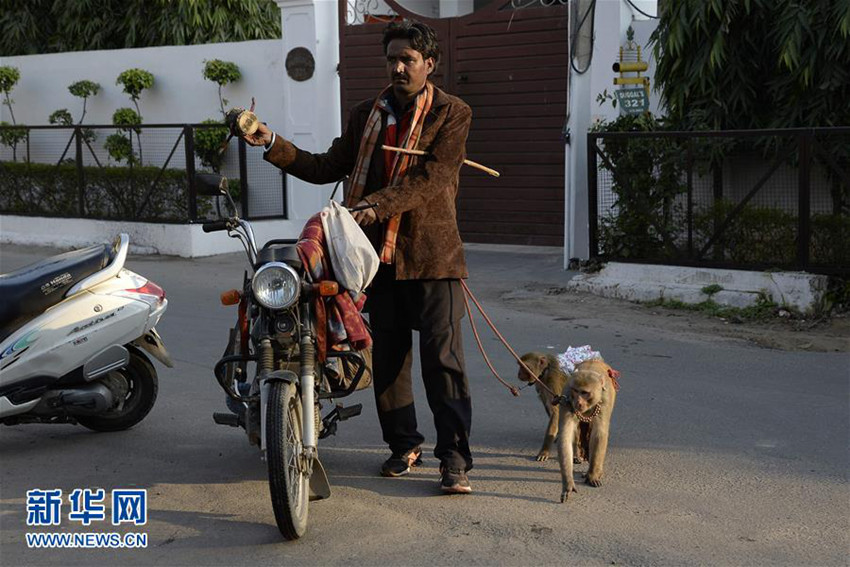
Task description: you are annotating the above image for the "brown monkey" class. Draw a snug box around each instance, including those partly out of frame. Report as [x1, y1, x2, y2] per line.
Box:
[556, 358, 617, 502]
[518, 352, 587, 463]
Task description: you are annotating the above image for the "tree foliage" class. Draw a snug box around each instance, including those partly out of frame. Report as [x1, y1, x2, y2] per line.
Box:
[0, 0, 282, 56]
[0, 66, 21, 125]
[68, 80, 100, 99]
[116, 69, 155, 102]
[47, 108, 97, 144]
[68, 80, 101, 124]
[203, 59, 241, 87]
[0, 65, 24, 159]
[104, 134, 135, 165]
[107, 108, 142, 165]
[194, 119, 229, 173]
[112, 108, 142, 133]
[115, 70, 152, 164]
[650, 0, 850, 129]
[0, 66, 21, 95]
[49, 109, 73, 126]
[593, 113, 687, 259]
[203, 59, 242, 117]
[0, 122, 27, 152]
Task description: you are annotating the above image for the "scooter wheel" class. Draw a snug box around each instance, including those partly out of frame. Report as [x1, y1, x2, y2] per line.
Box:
[78, 347, 158, 432]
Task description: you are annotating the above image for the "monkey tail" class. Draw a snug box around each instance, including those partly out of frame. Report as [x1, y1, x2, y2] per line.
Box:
[460, 280, 558, 398]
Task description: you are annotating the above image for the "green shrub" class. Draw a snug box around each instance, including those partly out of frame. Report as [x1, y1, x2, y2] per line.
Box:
[203, 59, 242, 85]
[0, 161, 190, 221]
[47, 111, 96, 144]
[112, 108, 142, 132]
[701, 284, 723, 296]
[68, 80, 100, 99]
[104, 133, 136, 164]
[0, 161, 235, 221]
[68, 80, 101, 125]
[693, 201, 797, 265]
[116, 69, 154, 102]
[811, 213, 850, 267]
[0, 66, 20, 95]
[0, 122, 27, 160]
[203, 59, 242, 117]
[0, 66, 21, 126]
[79, 128, 97, 145]
[194, 120, 228, 173]
[594, 113, 687, 260]
[106, 108, 142, 164]
[0, 66, 23, 159]
[116, 69, 153, 165]
[49, 109, 74, 126]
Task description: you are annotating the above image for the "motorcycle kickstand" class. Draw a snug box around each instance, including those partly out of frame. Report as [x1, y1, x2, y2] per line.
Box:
[319, 403, 362, 439]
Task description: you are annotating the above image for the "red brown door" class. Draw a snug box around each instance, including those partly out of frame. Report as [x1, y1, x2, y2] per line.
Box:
[339, 0, 568, 246]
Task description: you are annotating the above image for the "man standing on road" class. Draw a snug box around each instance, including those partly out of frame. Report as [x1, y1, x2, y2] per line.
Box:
[240, 20, 474, 494]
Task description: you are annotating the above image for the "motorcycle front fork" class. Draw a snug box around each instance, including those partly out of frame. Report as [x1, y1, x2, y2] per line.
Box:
[298, 332, 316, 471]
[258, 305, 318, 475]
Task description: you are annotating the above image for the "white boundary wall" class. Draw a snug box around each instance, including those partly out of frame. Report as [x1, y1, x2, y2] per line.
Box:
[0, 40, 285, 134]
[0, 214, 303, 257]
[0, 1, 343, 255]
[0, 0, 661, 260]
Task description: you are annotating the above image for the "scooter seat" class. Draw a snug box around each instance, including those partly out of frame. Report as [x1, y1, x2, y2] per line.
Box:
[0, 244, 114, 341]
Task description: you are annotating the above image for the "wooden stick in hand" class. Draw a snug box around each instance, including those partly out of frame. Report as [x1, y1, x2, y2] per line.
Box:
[381, 144, 500, 177]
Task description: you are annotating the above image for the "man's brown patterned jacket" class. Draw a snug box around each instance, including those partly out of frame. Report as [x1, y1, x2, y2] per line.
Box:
[263, 83, 471, 280]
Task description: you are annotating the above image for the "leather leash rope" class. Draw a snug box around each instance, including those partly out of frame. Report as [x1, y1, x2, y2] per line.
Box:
[379, 146, 547, 396]
[459, 280, 559, 398]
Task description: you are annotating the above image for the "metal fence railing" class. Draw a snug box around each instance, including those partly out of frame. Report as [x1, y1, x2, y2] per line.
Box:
[0, 124, 287, 223]
[587, 127, 850, 275]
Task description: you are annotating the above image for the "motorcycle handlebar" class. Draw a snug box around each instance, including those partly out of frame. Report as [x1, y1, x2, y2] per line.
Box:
[347, 203, 378, 212]
[202, 220, 230, 233]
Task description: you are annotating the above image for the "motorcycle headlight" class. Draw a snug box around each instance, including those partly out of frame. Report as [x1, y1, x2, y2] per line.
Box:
[252, 262, 300, 309]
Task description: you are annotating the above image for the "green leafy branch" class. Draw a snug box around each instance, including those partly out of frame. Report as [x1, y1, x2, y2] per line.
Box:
[203, 59, 241, 118]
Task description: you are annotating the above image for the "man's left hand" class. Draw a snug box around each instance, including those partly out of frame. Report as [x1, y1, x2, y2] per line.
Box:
[351, 200, 378, 226]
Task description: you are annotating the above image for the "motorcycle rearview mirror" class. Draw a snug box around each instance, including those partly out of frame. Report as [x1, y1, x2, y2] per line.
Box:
[196, 173, 228, 197]
[196, 173, 240, 218]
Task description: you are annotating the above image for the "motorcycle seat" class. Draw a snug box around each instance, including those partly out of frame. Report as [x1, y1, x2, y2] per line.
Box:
[0, 244, 114, 342]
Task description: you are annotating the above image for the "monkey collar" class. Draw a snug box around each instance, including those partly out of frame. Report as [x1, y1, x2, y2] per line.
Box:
[552, 396, 602, 423]
[575, 405, 601, 423]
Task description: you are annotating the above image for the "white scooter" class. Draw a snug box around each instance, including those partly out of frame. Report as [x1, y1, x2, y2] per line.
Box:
[0, 234, 172, 431]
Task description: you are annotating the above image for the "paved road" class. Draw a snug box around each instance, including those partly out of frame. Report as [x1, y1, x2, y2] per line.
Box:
[1, 242, 847, 566]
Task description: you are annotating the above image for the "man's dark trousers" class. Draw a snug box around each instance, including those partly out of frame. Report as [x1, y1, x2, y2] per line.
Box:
[367, 265, 473, 472]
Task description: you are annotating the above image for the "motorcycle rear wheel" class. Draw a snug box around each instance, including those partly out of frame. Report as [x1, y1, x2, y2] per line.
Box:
[267, 381, 309, 539]
[78, 347, 158, 432]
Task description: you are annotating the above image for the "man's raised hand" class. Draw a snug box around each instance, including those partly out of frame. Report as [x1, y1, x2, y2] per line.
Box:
[242, 122, 274, 147]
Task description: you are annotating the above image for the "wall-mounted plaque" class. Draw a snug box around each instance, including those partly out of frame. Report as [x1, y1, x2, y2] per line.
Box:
[286, 47, 315, 82]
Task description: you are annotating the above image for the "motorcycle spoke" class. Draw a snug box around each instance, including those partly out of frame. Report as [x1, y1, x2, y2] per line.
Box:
[286, 398, 303, 510]
[267, 381, 308, 539]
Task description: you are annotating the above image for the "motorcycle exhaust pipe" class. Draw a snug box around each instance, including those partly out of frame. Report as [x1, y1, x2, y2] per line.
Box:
[32, 383, 115, 416]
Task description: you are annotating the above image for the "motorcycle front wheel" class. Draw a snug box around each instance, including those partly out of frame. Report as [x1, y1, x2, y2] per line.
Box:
[267, 381, 309, 539]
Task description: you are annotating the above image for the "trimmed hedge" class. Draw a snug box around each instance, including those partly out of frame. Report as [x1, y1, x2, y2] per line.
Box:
[0, 161, 190, 221]
[599, 199, 850, 269]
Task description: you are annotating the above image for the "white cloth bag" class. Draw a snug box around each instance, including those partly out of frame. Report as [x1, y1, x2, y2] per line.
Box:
[320, 199, 379, 294]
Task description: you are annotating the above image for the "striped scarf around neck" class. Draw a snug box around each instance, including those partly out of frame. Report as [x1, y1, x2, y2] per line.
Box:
[345, 82, 434, 263]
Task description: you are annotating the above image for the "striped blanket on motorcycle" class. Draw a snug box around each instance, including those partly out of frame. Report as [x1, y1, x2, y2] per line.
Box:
[296, 214, 372, 362]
